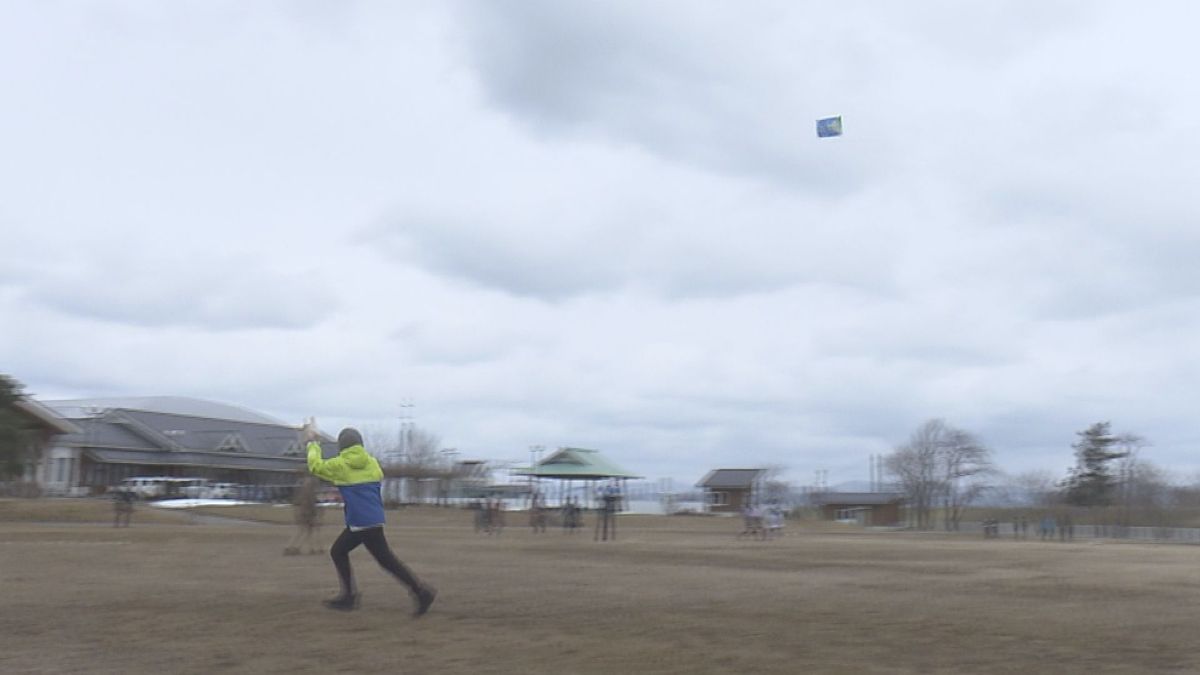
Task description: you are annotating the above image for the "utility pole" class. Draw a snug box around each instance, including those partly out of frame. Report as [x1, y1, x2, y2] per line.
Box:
[397, 399, 415, 465]
[395, 398, 415, 503]
[528, 445, 545, 503]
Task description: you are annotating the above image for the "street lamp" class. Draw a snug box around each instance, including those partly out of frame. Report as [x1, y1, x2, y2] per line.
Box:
[528, 445, 545, 500]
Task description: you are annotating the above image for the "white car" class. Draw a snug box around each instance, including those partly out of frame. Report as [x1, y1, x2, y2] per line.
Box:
[203, 483, 240, 499]
[119, 477, 172, 499]
[179, 479, 212, 499]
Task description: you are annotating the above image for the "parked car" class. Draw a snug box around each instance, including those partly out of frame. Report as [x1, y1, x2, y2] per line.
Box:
[119, 477, 173, 499]
[179, 478, 212, 499]
[203, 483, 240, 499]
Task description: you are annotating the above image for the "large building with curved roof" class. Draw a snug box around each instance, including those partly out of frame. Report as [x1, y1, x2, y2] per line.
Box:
[33, 396, 333, 497]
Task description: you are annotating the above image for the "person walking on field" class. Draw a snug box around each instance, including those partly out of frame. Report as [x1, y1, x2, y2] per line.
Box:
[112, 486, 134, 527]
[284, 474, 322, 556]
[529, 492, 548, 534]
[305, 424, 436, 615]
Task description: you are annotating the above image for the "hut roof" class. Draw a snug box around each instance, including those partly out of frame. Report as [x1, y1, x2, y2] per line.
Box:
[696, 468, 765, 489]
[515, 447, 640, 480]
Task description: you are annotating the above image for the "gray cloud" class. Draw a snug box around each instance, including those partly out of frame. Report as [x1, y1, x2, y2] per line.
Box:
[7, 241, 336, 331]
[363, 184, 904, 302]
[455, 0, 876, 192]
[3, 1, 1200, 487]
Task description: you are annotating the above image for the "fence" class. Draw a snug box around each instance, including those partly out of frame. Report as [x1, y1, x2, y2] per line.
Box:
[1075, 524, 1200, 543]
[962, 520, 1200, 544]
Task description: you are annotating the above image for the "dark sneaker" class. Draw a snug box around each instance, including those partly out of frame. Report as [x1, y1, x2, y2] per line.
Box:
[414, 586, 437, 617]
[322, 593, 360, 611]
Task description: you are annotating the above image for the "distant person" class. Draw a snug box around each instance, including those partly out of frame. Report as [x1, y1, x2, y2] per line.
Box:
[112, 487, 134, 528]
[739, 503, 754, 538]
[284, 474, 322, 556]
[595, 481, 621, 541]
[305, 424, 436, 616]
[739, 503, 764, 540]
[471, 499, 487, 534]
[562, 497, 580, 534]
[1040, 515, 1056, 541]
[488, 498, 506, 535]
[766, 506, 785, 539]
[529, 492, 547, 534]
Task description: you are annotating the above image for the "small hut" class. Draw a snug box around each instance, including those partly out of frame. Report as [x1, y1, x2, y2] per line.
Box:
[513, 447, 640, 507]
[815, 492, 904, 526]
[696, 468, 765, 514]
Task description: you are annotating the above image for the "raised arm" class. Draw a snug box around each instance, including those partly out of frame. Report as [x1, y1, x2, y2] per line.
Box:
[306, 441, 346, 484]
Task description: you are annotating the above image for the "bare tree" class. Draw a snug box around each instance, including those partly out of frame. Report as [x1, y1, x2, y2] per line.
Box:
[884, 419, 995, 530]
[884, 420, 943, 530]
[363, 425, 445, 473]
[361, 424, 399, 460]
[939, 428, 995, 531]
[1169, 472, 1200, 510]
[998, 469, 1062, 509]
[361, 424, 448, 504]
[406, 428, 445, 470]
[761, 464, 791, 505]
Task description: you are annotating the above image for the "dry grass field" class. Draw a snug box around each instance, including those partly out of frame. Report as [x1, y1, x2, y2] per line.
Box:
[2, 499, 1199, 674]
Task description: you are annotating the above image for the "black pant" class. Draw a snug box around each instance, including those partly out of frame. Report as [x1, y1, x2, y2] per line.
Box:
[330, 527, 422, 597]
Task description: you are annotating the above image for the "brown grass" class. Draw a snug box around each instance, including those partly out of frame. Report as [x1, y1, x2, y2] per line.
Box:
[2, 500, 1198, 674]
[0, 498, 194, 525]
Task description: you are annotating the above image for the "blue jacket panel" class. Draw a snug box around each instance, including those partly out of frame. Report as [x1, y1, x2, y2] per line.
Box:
[337, 482, 386, 529]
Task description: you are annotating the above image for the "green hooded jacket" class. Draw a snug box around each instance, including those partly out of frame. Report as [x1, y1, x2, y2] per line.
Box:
[307, 441, 386, 528]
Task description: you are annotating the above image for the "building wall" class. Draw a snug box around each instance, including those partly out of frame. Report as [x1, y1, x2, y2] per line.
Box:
[707, 488, 751, 513]
[873, 502, 901, 526]
[39, 445, 84, 496]
[33, 443, 306, 497]
[821, 502, 902, 526]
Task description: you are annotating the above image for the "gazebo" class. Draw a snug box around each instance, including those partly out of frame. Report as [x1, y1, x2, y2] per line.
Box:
[513, 447, 641, 508]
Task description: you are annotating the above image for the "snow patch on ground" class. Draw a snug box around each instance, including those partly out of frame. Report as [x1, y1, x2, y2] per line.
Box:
[151, 499, 255, 509]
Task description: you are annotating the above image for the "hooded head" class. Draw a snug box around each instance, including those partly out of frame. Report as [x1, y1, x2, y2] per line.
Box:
[337, 427, 364, 450]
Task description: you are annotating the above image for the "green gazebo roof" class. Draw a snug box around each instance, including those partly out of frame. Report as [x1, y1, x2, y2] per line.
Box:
[515, 447, 641, 480]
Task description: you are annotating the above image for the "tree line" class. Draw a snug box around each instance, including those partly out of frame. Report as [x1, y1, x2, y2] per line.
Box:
[3, 372, 1196, 524]
[0, 375, 35, 480]
[884, 418, 1200, 530]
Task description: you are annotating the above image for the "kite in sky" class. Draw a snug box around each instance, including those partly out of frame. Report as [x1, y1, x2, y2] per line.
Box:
[816, 116, 843, 138]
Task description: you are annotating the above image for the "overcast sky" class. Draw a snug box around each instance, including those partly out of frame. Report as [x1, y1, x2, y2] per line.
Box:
[2, 1, 1198, 488]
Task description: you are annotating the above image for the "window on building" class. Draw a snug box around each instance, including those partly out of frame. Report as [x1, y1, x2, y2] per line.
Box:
[836, 508, 868, 521]
[708, 491, 728, 506]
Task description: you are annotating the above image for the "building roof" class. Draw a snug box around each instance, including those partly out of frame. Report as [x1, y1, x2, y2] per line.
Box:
[84, 448, 303, 472]
[815, 492, 905, 506]
[697, 468, 766, 489]
[42, 397, 336, 471]
[44, 396, 285, 426]
[12, 398, 82, 435]
[514, 447, 641, 480]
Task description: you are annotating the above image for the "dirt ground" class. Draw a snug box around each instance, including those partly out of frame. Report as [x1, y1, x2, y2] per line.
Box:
[2, 500, 1198, 674]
